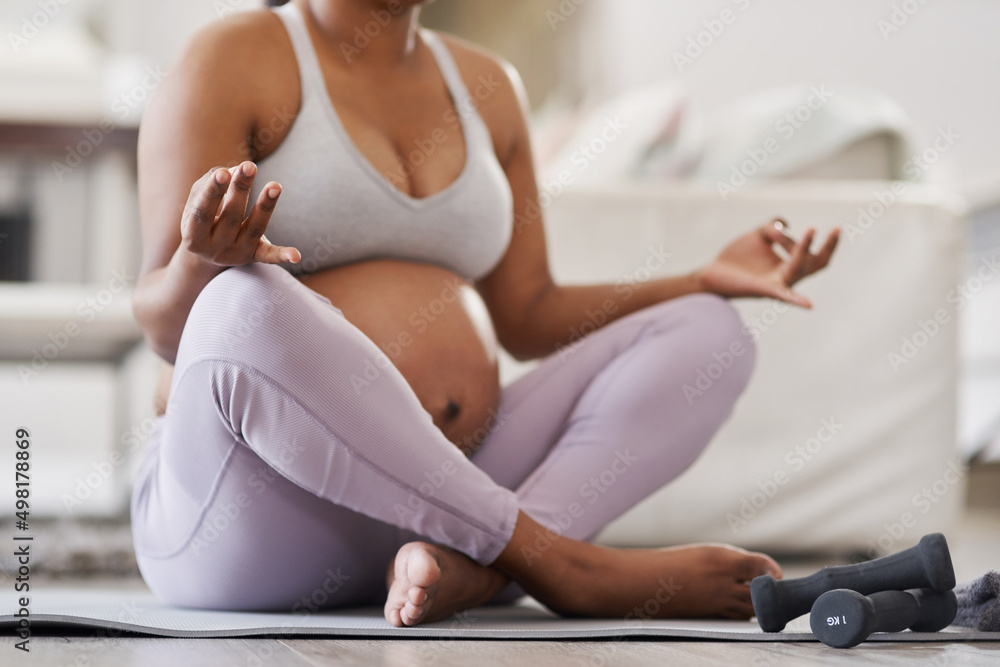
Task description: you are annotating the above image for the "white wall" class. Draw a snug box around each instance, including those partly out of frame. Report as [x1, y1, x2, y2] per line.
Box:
[580, 0, 1000, 197]
[96, 0, 259, 67]
[0, 0, 260, 70]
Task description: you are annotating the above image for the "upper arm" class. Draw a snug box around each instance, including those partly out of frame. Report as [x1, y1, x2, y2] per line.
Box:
[136, 13, 292, 279]
[443, 40, 555, 345]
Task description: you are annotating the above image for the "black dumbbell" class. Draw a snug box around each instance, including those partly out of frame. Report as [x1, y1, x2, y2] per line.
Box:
[751, 533, 955, 632]
[810, 587, 958, 648]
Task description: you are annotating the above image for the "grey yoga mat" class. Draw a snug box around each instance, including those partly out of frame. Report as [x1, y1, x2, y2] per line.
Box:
[4, 588, 1000, 641]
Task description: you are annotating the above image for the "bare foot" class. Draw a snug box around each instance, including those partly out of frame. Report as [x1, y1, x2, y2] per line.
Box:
[384, 541, 508, 627]
[540, 542, 782, 620]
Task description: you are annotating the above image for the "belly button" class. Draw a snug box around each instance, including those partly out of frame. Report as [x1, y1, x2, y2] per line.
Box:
[444, 399, 461, 421]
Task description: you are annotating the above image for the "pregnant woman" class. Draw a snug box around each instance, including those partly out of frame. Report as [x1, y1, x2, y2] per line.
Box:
[130, 0, 839, 627]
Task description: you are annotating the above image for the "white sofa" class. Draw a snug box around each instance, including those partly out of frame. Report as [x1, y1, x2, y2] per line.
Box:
[499, 179, 967, 555]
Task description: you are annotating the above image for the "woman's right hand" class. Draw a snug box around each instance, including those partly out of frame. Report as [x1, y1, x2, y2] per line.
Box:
[180, 160, 301, 267]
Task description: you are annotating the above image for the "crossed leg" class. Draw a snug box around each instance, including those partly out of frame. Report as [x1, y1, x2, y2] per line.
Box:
[130, 263, 778, 624]
[385, 293, 778, 624]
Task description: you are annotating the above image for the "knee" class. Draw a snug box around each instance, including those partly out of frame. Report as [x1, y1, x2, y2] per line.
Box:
[669, 293, 756, 393]
[198, 262, 299, 312]
[183, 263, 307, 357]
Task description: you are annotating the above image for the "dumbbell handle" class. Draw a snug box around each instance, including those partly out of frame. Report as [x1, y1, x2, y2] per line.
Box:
[811, 588, 958, 648]
[752, 532, 955, 632]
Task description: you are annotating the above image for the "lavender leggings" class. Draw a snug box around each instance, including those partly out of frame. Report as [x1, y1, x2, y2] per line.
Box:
[130, 262, 755, 611]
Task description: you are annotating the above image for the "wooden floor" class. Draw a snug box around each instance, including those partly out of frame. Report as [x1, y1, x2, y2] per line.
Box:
[1, 636, 997, 666]
[5, 506, 999, 666]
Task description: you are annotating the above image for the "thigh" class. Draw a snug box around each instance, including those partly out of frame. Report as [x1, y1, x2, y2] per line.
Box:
[472, 294, 753, 520]
[131, 364, 405, 612]
[132, 261, 521, 610]
[471, 297, 690, 490]
[170, 262, 518, 565]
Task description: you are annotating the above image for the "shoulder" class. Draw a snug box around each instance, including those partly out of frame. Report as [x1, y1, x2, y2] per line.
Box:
[164, 10, 298, 113]
[182, 9, 290, 69]
[432, 32, 530, 162]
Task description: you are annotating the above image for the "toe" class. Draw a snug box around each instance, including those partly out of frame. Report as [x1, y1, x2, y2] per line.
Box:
[401, 600, 425, 626]
[409, 585, 430, 606]
[737, 553, 782, 582]
[384, 603, 403, 627]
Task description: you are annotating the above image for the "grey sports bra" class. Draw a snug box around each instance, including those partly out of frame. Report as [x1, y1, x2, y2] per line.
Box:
[248, 3, 514, 281]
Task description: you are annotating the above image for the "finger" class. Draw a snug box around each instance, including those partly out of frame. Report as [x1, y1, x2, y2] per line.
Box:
[182, 167, 230, 245]
[765, 218, 798, 248]
[782, 227, 815, 285]
[783, 290, 812, 309]
[812, 227, 840, 270]
[737, 553, 783, 582]
[215, 161, 257, 233]
[744, 275, 813, 309]
[767, 281, 813, 309]
[758, 221, 797, 253]
[237, 181, 283, 247]
[254, 238, 301, 265]
[759, 554, 783, 580]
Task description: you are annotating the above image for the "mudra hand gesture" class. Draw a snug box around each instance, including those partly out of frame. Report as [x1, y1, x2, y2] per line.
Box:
[696, 219, 840, 309]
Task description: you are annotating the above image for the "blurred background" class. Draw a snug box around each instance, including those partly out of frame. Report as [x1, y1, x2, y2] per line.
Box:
[0, 0, 997, 578]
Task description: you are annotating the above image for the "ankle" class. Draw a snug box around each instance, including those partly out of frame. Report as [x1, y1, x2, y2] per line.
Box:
[493, 511, 627, 610]
[548, 542, 617, 614]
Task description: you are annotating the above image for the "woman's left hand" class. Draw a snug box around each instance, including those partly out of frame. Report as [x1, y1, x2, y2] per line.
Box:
[694, 219, 840, 309]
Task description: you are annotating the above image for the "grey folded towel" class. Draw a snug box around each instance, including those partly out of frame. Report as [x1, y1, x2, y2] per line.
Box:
[953, 571, 1000, 631]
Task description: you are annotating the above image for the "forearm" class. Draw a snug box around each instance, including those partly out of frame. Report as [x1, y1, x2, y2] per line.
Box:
[504, 270, 705, 360]
[132, 246, 226, 364]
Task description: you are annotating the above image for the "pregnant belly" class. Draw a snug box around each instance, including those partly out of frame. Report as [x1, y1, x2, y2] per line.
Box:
[301, 259, 501, 455]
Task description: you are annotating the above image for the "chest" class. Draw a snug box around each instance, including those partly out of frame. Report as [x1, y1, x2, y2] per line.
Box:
[256, 45, 471, 200]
